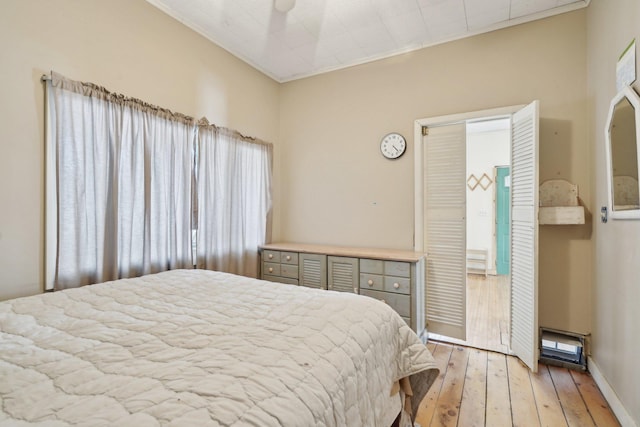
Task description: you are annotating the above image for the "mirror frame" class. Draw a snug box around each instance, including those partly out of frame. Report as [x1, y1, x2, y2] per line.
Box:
[605, 85, 640, 220]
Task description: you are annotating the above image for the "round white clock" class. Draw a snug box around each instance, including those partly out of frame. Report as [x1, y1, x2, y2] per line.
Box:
[380, 132, 406, 159]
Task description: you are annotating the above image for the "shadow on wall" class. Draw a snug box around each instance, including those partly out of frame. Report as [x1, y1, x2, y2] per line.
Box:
[537, 118, 592, 333]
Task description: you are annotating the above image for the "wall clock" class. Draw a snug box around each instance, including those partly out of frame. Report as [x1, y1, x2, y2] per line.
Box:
[380, 132, 406, 159]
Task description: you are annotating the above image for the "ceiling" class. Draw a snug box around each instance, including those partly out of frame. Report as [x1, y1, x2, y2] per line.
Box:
[146, 0, 589, 83]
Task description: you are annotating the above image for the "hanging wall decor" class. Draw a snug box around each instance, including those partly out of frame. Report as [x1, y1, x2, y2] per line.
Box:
[468, 173, 493, 191]
[467, 174, 479, 191]
[478, 173, 493, 190]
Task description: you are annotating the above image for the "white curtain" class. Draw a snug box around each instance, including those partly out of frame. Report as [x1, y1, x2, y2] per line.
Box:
[46, 72, 195, 290]
[196, 125, 272, 278]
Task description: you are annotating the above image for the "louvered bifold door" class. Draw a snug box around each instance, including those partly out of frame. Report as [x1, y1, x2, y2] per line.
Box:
[423, 123, 467, 340]
[510, 100, 540, 373]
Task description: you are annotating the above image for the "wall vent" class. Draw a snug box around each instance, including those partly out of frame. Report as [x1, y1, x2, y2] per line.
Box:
[539, 327, 587, 371]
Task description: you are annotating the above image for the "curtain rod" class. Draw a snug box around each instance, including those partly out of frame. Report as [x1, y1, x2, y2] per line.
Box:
[41, 74, 51, 82]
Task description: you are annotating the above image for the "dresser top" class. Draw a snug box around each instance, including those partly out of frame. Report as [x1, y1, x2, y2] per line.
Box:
[260, 242, 425, 263]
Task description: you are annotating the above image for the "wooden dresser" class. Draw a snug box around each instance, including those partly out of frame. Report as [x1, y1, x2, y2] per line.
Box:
[259, 243, 425, 334]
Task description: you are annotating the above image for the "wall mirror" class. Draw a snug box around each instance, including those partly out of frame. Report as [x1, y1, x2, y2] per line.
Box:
[605, 85, 640, 219]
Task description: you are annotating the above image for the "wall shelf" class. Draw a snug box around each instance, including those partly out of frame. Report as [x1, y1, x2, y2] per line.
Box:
[539, 206, 585, 225]
[539, 179, 585, 225]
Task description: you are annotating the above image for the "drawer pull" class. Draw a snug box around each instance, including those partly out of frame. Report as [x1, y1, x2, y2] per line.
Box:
[286, 255, 291, 261]
[268, 254, 273, 259]
[393, 282, 400, 289]
[368, 279, 374, 286]
[268, 267, 274, 273]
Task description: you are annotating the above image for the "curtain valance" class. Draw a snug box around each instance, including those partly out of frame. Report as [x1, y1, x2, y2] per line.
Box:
[50, 71, 196, 126]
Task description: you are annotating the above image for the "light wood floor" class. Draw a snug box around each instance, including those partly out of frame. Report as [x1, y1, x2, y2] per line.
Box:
[415, 341, 620, 427]
[430, 274, 511, 354]
[466, 274, 510, 353]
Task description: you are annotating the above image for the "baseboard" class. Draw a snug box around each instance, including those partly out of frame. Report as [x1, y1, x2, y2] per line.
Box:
[588, 357, 637, 427]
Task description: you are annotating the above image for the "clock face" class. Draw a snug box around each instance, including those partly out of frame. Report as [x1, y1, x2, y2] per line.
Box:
[380, 133, 406, 159]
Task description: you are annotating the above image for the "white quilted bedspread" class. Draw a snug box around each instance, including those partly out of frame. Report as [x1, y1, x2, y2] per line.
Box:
[0, 270, 438, 426]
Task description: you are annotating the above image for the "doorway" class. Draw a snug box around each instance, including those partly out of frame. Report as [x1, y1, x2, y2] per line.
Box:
[413, 102, 540, 371]
[464, 119, 511, 354]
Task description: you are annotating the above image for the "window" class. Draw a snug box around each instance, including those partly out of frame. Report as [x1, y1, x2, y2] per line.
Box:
[45, 72, 272, 290]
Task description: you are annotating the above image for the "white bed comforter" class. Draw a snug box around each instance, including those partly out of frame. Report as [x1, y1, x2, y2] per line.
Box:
[0, 270, 438, 426]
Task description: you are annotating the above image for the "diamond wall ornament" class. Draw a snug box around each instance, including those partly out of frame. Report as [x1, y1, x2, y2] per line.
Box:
[478, 173, 493, 190]
[467, 174, 479, 191]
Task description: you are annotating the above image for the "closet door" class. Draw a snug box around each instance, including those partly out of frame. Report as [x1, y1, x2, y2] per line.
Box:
[510, 101, 540, 372]
[423, 123, 467, 340]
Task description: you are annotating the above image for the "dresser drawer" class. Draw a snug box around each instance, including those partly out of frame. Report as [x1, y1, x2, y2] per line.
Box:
[360, 258, 384, 274]
[281, 264, 299, 279]
[281, 252, 299, 265]
[360, 289, 410, 318]
[383, 276, 410, 295]
[263, 274, 298, 286]
[263, 250, 281, 262]
[385, 261, 410, 278]
[263, 262, 280, 276]
[360, 273, 383, 291]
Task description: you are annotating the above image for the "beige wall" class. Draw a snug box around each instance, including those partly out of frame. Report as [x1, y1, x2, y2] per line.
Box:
[279, 11, 591, 334]
[588, 2, 640, 425]
[0, 0, 280, 300]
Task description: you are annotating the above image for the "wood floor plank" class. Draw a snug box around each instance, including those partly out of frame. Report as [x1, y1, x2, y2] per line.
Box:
[477, 277, 490, 350]
[500, 320, 510, 350]
[530, 364, 568, 427]
[486, 276, 500, 351]
[467, 275, 490, 349]
[415, 343, 454, 427]
[457, 347, 488, 427]
[494, 276, 511, 353]
[485, 351, 513, 427]
[548, 365, 596, 427]
[418, 344, 620, 427]
[465, 274, 510, 354]
[507, 356, 541, 427]
[569, 370, 620, 427]
[467, 275, 489, 351]
[431, 345, 470, 427]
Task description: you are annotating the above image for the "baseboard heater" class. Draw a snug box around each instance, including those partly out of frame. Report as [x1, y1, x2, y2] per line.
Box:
[539, 327, 587, 371]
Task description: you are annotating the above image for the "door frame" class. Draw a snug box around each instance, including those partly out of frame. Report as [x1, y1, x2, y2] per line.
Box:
[413, 105, 526, 357]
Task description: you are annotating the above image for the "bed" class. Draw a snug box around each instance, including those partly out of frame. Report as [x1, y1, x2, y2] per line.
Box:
[0, 269, 438, 426]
